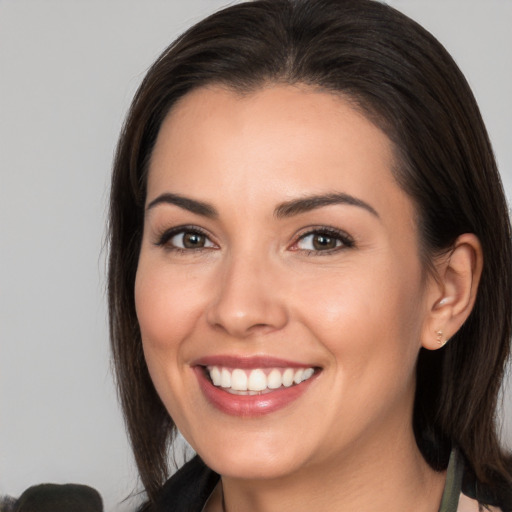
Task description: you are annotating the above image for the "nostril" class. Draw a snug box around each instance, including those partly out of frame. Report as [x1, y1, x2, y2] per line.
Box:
[205, 292, 289, 338]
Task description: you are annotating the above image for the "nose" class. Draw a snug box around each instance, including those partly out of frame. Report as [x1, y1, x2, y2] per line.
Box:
[205, 252, 289, 338]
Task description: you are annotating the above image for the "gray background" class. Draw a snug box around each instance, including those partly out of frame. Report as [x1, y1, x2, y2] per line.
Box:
[1, 1, 511, 510]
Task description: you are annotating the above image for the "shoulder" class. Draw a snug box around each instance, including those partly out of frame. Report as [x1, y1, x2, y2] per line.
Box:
[440, 448, 511, 512]
[140, 456, 220, 512]
[460, 454, 512, 512]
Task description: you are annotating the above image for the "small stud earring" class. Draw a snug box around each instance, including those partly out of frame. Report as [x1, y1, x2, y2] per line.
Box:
[436, 330, 447, 347]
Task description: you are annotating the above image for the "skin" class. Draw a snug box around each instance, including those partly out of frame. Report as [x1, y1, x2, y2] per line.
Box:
[135, 85, 480, 511]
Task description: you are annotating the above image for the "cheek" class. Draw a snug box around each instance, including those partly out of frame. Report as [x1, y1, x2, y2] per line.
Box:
[292, 257, 425, 375]
[134, 259, 208, 423]
[134, 259, 208, 354]
[134, 266, 181, 405]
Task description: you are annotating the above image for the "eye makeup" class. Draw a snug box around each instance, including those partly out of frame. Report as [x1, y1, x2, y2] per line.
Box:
[152, 222, 355, 258]
[291, 226, 355, 255]
[153, 224, 217, 254]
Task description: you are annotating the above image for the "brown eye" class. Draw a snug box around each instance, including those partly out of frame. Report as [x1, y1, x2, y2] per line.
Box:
[168, 230, 215, 250]
[182, 232, 206, 248]
[312, 233, 338, 250]
[295, 229, 354, 253]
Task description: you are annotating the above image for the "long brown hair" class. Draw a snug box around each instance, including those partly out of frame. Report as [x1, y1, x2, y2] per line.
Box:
[108, 0, 512, 503]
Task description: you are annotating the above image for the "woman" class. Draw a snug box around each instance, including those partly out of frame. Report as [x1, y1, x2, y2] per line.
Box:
[108, 0, 512, 510]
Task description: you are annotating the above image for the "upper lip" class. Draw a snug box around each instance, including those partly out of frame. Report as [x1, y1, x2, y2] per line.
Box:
[192, 355, 316, 369]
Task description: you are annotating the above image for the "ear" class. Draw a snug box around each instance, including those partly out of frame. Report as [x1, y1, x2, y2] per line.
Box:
[421, 233, 483, 350]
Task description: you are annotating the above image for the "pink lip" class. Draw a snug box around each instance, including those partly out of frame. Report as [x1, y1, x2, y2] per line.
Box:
[193, 356, 319, 417]
[193, 355, 311, 369]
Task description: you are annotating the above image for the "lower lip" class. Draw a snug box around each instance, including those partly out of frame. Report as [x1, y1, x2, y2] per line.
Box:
[194, 367, 317, 417]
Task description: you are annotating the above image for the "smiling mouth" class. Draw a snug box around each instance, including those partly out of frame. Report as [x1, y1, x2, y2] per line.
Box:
[204, 366, 316, 395]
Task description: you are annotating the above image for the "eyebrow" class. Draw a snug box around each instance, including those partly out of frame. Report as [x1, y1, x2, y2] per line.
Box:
[146, 193, 218, 218]
[146, 191, 378, 219]
[274, 193, 379, 218]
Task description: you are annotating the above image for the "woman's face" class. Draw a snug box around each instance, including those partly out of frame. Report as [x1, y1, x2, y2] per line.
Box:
[135, 85, 437, 480]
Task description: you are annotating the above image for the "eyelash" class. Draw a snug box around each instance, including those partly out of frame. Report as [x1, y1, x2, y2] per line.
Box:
[154, 225, 355, 255]
[292, 227, 355, 255]
[155, 225, 216, 254]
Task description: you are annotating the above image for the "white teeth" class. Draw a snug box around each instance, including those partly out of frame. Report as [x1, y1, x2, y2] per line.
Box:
[282, 368, 294, 387]
[303, 367, 314, 380]
[267, 369, 282, 389]
[220, 368, 231, 388]
[210, 366, 222, 386]
[231, 369, 247, 391]
[207, 365, 316, 393]
[248, 369, 267, 391]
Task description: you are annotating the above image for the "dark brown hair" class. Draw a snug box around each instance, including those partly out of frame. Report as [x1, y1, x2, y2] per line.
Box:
[108, 0, 512, 504]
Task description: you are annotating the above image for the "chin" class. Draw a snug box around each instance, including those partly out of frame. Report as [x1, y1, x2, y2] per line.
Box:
[187, 426, 315, 480]
[203, 451, 309, 481]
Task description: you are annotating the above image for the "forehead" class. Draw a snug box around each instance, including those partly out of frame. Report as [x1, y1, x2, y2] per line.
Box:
[147, 84, 410, 222]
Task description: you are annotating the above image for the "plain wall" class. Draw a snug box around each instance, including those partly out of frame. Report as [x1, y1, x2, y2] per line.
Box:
[1, 1, 510, 510]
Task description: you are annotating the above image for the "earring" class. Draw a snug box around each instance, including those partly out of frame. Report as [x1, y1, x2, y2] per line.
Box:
[436, 330, 447, 347]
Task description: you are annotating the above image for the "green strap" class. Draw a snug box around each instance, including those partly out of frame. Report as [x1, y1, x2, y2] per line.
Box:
[438, 448, 464, 512]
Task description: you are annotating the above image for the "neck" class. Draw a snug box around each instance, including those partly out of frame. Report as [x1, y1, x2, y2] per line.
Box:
[215, 425, 445, 512]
